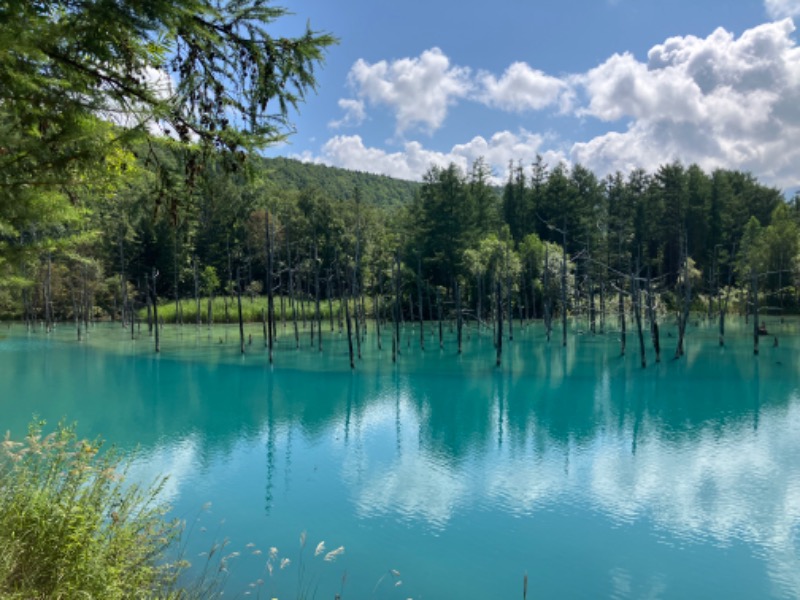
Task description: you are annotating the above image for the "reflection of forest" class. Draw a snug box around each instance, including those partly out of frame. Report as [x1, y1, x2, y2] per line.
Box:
[0, 321, 791, 460]
[5, 321, 800, 596]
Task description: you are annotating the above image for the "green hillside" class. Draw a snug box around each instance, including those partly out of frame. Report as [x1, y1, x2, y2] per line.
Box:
[259, 156, 420, 207]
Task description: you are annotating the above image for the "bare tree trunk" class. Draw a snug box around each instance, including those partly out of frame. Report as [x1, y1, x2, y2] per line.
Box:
[544, 246, 552, 343]
[477, 273, 483, 329]
[752, 270, 760, 355]
[45, 252, 53, 333]
[632, 269, 646, 368]
[394, 250, 401, 357]
[646, 271, 660, 363]
[236, 266, 245, 355]
[589, 264, 596, 335]
[81, 262, 89, 333]
[152, 268, 160, 353]
[619, 286, 626, 356]
[718, 244, 734, 346]
[456, 279, 463, 354]
[130, 282, 136, 340]
[146, 277, 153, 334]
[599, 281, 606, 334]
[375, 273, 383, 351]
[506, 245, 513, 341]
[326, 274, 334, 332]
[496, 279, 503, 367]
[291, 273, 299, 349]
[561, 232, 568, 348]
[345, 283, 355, 370]
[675, 237, 690, 359]
[352, 268, 362, 361]
[174, 231, 181, 326]
[118, 233, 127, 327]
[266, 212, 275, 363]
[72, 283, 81, 341]
[437, 287, 443, 350]
[193, 256, 200, 326]
[316, 244, 323, 352]
[417, 257, 424, 351]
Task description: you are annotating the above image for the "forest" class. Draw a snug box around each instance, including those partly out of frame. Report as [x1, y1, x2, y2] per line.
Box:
[2, 0, 799, 364]
[2, 137, 797, 362]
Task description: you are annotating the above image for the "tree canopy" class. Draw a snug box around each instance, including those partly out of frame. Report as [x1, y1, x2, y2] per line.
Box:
[0, 0, 335, 295]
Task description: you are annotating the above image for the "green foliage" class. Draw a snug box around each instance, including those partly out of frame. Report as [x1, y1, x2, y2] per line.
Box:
[0, 421, 184, 599]
[0, 0, 335, 300]
[260, 157, 419, 208]
[736, 216, 767, 278]
[146, 294, 359, 324]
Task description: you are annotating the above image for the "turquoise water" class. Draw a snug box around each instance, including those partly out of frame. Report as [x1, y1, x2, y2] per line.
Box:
[2, 318, 800, 599]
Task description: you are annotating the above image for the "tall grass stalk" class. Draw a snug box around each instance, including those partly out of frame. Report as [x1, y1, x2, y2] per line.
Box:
[0, 420, 184, 599]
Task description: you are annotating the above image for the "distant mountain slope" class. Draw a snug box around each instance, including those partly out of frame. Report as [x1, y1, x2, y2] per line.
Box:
[259, 157, 420, 207]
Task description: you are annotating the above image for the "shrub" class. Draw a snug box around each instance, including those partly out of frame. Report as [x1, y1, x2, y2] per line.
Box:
[0, 421, 184, 599]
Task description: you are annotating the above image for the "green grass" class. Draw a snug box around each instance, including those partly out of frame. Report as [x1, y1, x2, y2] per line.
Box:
[143, 295, 375, 325]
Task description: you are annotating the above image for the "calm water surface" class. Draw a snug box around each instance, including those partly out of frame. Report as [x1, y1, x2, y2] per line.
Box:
[2, 319, 800, 599]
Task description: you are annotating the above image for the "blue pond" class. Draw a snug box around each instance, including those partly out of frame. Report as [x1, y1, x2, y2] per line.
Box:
[1, 317, 799, 599]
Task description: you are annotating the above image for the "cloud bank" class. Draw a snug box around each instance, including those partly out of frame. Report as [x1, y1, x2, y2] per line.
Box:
[315, 18, 800, 189]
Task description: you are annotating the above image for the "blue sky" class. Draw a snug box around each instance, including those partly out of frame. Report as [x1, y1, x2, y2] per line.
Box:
[267, 0, 800, 191]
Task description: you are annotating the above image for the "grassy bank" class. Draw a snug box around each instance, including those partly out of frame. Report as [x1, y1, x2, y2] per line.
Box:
[140, 295, 374, 325]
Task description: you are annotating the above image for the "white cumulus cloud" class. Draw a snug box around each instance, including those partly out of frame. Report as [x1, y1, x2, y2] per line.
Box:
[477, 62, 569, 112]
[571, 19, 800, 188]
[347, 47, 472, 134]
[310, 19, 800, 190]
[765, 0, 800, 19]
[295, 131, 567, 185]
[297, 135, 467, 180]
[328, 98, 366, 129]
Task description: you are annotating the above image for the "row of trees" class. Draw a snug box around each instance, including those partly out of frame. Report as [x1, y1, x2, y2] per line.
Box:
[5, 138, 798, 359]
[2, 2, 798, 363]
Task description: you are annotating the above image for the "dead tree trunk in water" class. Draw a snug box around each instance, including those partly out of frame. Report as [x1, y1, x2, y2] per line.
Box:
[618, 285, 626, 356]
[543, 246, 552, 343]
[477, 273, 483, 329]
[345, 279, 355, 370]
[417, 257, 424, 351]
[560, 230, 568, 347]
[45, 252, 53, 332]
[588, 245, 596, 335]
[173, 230, 181, 326]
[118, 234, 127, 328]
[313, 241, 322, 352]
[646, 271, 660, 363]
[752, 270, 760, 355]
[289, 260, 299, 349]
[496, 279, 503, 367]
[675, 237, 690, 359]
[506, 245, 514, 342]
[631, 269, 646, 368]
[455, 279, 463, 354]
[436, 287, 443, 349]
[352, 267, 362, 361]
[266, 212, 275, 363]
[394, 250, 401, 358]
[146, 277, 153, 334]
[236, 266, 245, 355]
[719, 244, 735, 347]
[72, 286, 81, 341]
[375, 273, 383, 351]
[152, 269, 160, 353]
[193, 256, 200, 326]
